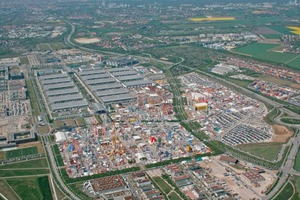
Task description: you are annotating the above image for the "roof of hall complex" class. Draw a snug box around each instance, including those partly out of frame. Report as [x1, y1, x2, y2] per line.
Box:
[37, 72, 88, 112]
[76, 66, 152, 105]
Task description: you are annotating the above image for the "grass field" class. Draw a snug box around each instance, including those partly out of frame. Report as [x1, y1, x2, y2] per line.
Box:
[0, 151, 5, 160]
[37, 125, 50, 134]
[53, 120, 64, 130]
[37, 176, 53, 200]
[20, 56, 29, 65]
[268, 26, 296, 35]
[168, 192, 182, 200]
[237, 142, 283, 161]
[7, 178, 43, 200]
[233, 43, 300, 69]
[6, 146, 39, 159]
[0, 180, 19, 200]
[65, 119, 76, 127]
[37, 43, 52, 51]
[262, 34, 282, 39]
[290, 176, 300, 200]
[0, 158, 48, 169]
[0, 169, 49, 177]
[274, 181, 294, 200]
[153, 177, 173, 194]
[75, 117, 86, 127]
[25, 79, 40, 116]
[281, 118, 300, 124]
[294, 148, 300, 172]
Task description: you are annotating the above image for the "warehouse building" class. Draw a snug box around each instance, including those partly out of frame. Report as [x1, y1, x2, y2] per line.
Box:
[46, 87, 79, 97]
[85, 77, 116, 86]
[123, 79, 152, 88]
[81, 73, 111, 80]
[105, 58, 138, 67]
[110, 70, 137, 77]
[117, 75, 144, 82]
[95, 88, 130, 97]
[87, 175, 128, 195]
[37, 71, 89, 115]
[50, 99, 89, 112]
[48, 93, 84, 104]
[100, 93, 133, 104]
[79, 69, 106, 76]
[90, 82, 123, 92]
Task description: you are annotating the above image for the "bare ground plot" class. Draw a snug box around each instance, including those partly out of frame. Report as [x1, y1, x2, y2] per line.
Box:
[75, 38, 100, 44]
[237, 142, 283, 161]
[253, 27, 281, 35]
[271, 125, 293, 143]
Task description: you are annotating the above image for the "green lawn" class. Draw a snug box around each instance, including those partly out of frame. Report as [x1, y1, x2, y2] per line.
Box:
[237, 142, 283, 161]
[263, 34, 282, 39]
[0, 151, 5, 160]
[294, 147, 300, 172]
[274, 182, 294, 200]
[0, 158, 48, 169]
[75, 117, 86, 127]
[37, 176, 53, 200]
[290, 176, 300, 200]
[20, 56, 29, 65]
[233, 43, 300, 70]
[6, 146, 39, 159]
[53, 120, 64, 130]
[268, 26, 296, 35]
[53, 145, 64, 166]
[168, 192, 182, 200]
[7, 178, 44, 200]
[281, 118, 300, 125]
[153, 177, 173, 194]
[0, 169, 49, 177]
[25, 79, 40, 116]
[0, 180, 19, 200]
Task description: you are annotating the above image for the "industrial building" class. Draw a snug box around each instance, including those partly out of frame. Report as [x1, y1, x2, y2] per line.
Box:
[6, 131, 37, 144]
[86, 175, 128, 195]
[194, 103, 208, 111]
[105, 58, 138, 67]
[37, 71, 88, 115]
[76, 65, 152, 105]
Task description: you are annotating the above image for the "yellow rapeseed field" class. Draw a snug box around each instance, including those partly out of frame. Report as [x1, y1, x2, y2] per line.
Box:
[189, 17, 235, 22]
[287, 26, 300, 35]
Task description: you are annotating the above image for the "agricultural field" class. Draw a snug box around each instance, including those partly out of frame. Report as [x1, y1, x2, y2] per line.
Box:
[0, 158, 48, 169]
[287, 26, 300, 35]
[5, 146, 39, 159]
[0, 169, 49, 177]
[37, 176, 53, 200]
[6, 177, 51, 200]
[0, 180, 19, 200]
[268, 26, 297, 35]
[237, 142, 283, 161]
[232, 43, 300, 69]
